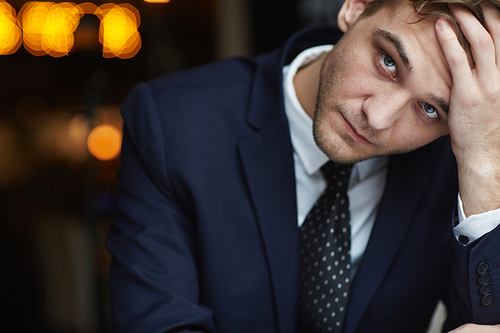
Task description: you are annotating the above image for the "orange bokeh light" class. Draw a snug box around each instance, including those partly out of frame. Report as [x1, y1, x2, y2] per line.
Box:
[20, 1, 84, 57]
[77, 2, 98, 15]
[95, 3, 141, 59]
[0, 1, 22, 55]
[87, 124, 122, 161]
[2, 1, 142, 58]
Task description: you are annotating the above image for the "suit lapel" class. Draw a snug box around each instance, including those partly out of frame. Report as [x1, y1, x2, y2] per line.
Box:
[343, 146, 433, 333]
[238, 119, 298, 333]
[235, 26, 351, 333]
[236, 47, 299, 333]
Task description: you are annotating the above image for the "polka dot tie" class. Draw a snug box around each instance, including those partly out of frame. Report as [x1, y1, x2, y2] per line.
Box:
[297, 161, 353, 333]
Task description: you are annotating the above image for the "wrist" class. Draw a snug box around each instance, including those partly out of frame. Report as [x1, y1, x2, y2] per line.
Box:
[457, 159, 500, 217]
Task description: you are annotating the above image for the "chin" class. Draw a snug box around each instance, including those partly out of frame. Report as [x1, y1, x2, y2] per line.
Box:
[314, 124, 372, 165]
[316, 137, 373, 164]
[329, 151, 376, 165]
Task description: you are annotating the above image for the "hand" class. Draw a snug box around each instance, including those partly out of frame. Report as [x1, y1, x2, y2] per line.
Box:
[448, 323, 500, 332]
[435, 4, 500, 217]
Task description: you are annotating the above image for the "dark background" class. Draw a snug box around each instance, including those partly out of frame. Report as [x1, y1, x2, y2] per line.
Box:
[0, 0, 340, 331]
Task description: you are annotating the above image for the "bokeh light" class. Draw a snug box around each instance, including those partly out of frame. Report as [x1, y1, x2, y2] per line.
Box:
[0, 1, 22, 55]
[2, 1, 142, 58]
[35, 111, 90, 163]
[87, 124, 122, 161]
[95, 3, 141, 59]
[20, 1, 84, 57]
[77, 2, 98, 15]
[42, 2, 82, 56]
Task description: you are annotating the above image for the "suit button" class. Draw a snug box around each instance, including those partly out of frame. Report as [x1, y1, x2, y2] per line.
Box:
[481, 294, 494, 306]
[476, 261, 489, 275]
[480, 284, 492, 295]
[458, 235, 469, 244]
[477, 274, 491, 285]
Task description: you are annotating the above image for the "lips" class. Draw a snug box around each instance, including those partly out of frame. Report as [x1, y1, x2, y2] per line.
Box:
[340, 113, 372, 145]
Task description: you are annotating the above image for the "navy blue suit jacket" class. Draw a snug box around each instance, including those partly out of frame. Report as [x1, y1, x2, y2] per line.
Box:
[106, 26, 500, 333]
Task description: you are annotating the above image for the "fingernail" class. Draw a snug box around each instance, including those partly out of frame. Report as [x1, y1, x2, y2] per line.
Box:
[436, 18, 450, 28]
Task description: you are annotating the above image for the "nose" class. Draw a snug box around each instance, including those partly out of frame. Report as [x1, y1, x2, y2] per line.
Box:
[362, 88, 410, 131]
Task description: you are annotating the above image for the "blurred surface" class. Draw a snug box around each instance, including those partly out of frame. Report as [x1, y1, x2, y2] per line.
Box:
[0, 0, 303, 331]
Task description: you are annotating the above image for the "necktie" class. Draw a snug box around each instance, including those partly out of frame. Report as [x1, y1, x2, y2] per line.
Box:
[297, 161, 353, 333]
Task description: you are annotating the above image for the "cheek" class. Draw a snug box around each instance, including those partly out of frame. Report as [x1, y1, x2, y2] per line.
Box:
[323, 68, 371, 106]
[390, 123, 446, 149]
[326, 44, 371, 84]
[337, 58, 377, 100]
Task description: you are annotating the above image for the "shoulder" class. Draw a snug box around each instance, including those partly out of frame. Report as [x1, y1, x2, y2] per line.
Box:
[148, 57, 259, 93]
[123, 56, 268, 120]
[119, 56, 272, 155]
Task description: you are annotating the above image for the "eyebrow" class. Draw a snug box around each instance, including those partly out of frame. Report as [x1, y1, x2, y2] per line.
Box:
[431, 94, 449, 115]
[373, 28, 412, 73]
[373, 28, 450, 115]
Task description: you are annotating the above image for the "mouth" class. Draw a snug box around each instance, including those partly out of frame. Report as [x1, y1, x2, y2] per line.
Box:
[340, 113, 372, 145]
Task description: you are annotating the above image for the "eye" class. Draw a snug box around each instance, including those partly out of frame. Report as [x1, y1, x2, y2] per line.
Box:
[381, 54, 396, 72]
[422, 102, 438, 119]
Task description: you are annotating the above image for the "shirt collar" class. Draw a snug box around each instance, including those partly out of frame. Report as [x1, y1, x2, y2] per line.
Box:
[283, 45, 388, 182]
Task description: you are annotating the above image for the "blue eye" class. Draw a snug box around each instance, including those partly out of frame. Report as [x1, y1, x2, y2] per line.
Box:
[381, 54, 396, 71]
[422, 102, 438, 119]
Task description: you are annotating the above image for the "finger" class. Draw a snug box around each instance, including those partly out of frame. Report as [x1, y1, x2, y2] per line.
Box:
[447, 323, 500, 332]
[435, 17, 472, 87]
[449, 4, 495, 78]
[480, 2, 500, 67]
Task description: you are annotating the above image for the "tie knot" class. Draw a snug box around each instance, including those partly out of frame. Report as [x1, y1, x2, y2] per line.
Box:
[320, 161, 353, 189]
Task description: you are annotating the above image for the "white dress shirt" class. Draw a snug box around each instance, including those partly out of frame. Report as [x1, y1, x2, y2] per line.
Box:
[283, 45, 500, 274]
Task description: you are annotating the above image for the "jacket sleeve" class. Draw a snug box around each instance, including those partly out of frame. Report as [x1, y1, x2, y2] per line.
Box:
[444, 217, 500, 330]
[106, 83, 215, 333]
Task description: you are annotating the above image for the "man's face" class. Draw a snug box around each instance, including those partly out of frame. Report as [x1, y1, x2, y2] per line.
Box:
[313, 2, 452, 164]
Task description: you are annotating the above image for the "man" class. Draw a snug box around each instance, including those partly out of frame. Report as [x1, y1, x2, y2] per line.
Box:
[106, 0, 500, 331]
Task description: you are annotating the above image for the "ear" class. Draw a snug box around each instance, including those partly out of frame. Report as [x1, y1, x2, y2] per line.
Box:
[337, 0, 370, 32]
